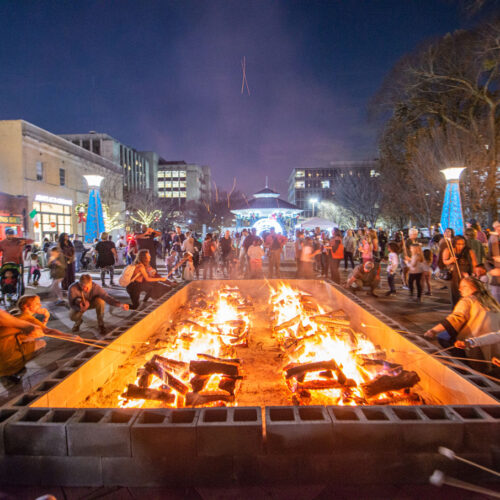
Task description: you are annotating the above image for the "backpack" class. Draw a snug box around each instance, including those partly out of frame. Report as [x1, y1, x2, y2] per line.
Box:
[119, 264, 137, 287]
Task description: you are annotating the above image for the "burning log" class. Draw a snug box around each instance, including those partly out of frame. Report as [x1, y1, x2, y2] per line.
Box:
[359, 357, 401, 370]
[197, 353, 241, 364]
[144, 360, 190, 395]
[274, 315, 301, 332]
[190, 375, 209, 392]
[293, 379, 357, 391]
[312, 317, 350, 327]
[362, 370, 420, 398]
[152, 355, 188, 375]
[137, 368, 153, 388]
[185, 391, 235, 407]
[218, 376, 241, 395]
[189, 360, 240, 378]
[122, 384, 175, 403]
[285, 359, 347, 385]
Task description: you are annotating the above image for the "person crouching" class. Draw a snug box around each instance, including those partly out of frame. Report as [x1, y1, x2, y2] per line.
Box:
[68, 274, 129, 335]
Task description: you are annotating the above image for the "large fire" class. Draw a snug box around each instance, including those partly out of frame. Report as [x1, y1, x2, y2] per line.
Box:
[118, 283, 422, 408]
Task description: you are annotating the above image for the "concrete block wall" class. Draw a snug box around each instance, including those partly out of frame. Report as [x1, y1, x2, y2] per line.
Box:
[0, 405, 498, 486]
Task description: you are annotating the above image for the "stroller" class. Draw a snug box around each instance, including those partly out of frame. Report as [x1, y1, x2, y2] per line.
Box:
[0, 262, 24, 307]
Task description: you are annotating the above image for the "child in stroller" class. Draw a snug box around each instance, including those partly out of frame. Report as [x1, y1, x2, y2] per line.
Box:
[0, 263, 22, 305]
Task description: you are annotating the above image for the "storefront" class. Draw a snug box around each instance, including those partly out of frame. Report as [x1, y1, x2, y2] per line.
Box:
[32, 194, 73, 242]
[0, 214, 24, 239]
[0, 192, 27, 239]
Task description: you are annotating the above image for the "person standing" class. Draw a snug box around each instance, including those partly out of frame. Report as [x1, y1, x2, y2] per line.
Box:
[342, 230, 356, 270]
[59, 233, 75, 291]
[95, 232, 118, 287]
[328, 229, 344, 284]
[405, 244, 425, 303]
[299, 237, 321, 279]
[219, 230, 233, 278]
[0, 228, 34, 294]
[135, 225, 161, 270]
[465, 227, 485, 266]
[294, 230, 304, 278]
[486, 221, 500, 303]
[385, 242, 399, 296]
[264, 228, 287, 278]
[72, 235, 85, 273]
[377, 228, 387, 259]
[48, 247, 67, 306]
[443, 235, 477, 308]
[201, 234, 217, 279]
[247, 238, 265, 278]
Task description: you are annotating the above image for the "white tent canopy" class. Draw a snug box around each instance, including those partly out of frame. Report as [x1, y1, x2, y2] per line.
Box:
[298, 217, 337, 231]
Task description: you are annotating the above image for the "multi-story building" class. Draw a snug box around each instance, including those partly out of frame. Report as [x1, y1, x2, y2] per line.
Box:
[288, 160, 378, 217]
[59, 132, 154, 194]
[156, 160, 211, 207]
[0, 120, 124, 242]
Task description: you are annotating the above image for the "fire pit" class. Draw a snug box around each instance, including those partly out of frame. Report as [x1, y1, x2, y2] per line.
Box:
[0, 279, 498, 487]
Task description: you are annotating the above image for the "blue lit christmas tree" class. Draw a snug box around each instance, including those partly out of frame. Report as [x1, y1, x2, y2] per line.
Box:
[84, 176, 105, 243]
[440, 167, 465, 236]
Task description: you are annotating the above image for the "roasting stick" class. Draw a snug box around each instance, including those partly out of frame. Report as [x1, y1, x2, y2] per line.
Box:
[439, 447, 500, 478]
[430, 470, 500, 498]
[43, 333, 125, 353]
[436, 357, 500, 384]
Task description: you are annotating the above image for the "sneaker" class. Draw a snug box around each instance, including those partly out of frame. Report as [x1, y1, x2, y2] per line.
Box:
[402, 285, 409, 290]
[98, 324, 107, 335]
[384, 291, 393, 296]
[102, 283, 108, 288]
[369, 291, 378, 298]
[72, 323, 81, 333]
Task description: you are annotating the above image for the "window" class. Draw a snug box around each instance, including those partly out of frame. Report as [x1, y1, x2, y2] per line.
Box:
[82, 140, 90, 151]
[179, 180, 186, 188]
[59, 168, 66, 186]
[171, 171, 179, 177]
[179, 170, 187, 177]
[179, 191, 187, 198]
[92, 140, 101, 155]
[295, 181, 305, 189]
[72, 139, 80, 146]
[321, 180, 330, 189]
[36, 161, 43, 181]
[296, 170, 305, 178]
[164, 171, 172, 178]
[172, 181, 179, 188]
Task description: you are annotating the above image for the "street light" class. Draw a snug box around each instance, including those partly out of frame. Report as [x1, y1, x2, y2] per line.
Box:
[309, 197, 318, 217]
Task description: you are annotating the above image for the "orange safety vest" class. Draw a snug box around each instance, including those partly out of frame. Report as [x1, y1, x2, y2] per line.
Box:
[330, 238, 344, 259]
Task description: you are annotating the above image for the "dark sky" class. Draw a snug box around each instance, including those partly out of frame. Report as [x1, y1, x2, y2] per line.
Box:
[0, 1, 467, 195]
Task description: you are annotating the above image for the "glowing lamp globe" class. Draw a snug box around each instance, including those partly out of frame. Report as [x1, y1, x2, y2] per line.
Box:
[83, 175, 104, 188]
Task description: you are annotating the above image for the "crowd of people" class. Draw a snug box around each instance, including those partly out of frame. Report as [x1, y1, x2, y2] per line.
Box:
[0, 217, 499, 384]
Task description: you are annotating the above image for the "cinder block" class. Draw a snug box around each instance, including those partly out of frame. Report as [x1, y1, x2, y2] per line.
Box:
[197, 407, 262, 456]
[327, 406, 403, 451]
[5, 391, 43, 408]
[0, 409, 18, 455]
[266, 406, 333, 454]
[5, 408, 75, 456]
[67, 408, 138, 457]
[102, 456, 195, 486]
[131, 408, 199, 458]
[40, 456, 102, 486]
[0, 455, 42, 485]
[389, 406, 463, 451]
[190, 456, 234, 485]
[450, 405, 499, 452]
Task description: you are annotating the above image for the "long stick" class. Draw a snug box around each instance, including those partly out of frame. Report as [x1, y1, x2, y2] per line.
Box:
[43, 333, 123, 353]
[439, 223, 461, 280]
[438, 357, 500, 384]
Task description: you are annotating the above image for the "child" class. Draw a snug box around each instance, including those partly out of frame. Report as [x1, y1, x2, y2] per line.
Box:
[2, 270, 17, 293]
[385, 242, 399, 296]
[422, 249, 433, 296]
[183, 253, 195, 281]
[30, 253, 41, 287]
[165, 250, 177, 276]
[247, 238, 264, 278]
[405, 244, 425, 302]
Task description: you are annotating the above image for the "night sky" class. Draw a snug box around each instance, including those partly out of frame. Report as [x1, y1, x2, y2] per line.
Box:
[0, 1, 468, 195]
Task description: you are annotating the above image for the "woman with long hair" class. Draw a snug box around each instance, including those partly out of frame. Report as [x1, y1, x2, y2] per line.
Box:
[126, 249, 171, 310]
[59, 233, 75, 290]
[424, 277, 500, 370]
[443, 235, 477, 308]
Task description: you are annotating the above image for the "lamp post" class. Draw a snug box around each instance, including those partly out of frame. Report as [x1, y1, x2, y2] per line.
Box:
[83, 175, 105, 243]
[440, 167, 465, 236]
[309, 197, 318, 218]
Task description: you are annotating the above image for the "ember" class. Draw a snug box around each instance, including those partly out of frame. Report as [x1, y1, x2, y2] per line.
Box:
[269, 283, 423, 405]
[119, 286, 250, 408]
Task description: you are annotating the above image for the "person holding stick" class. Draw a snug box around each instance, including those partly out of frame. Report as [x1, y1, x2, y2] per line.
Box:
[424, 277, 500, 371]
[442, 235, 477, 308]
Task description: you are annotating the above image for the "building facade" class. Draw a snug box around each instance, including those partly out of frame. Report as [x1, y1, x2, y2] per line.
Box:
[288, 160, 378, 217]
[59, 132, 154, 194]
[0, 120, 124, 242]
[156, 160, 211, 206]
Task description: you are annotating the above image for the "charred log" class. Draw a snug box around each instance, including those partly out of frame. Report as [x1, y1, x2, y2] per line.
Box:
[122, 384, 175, 403]
[189, 360, 240, 377]
[196, 353, 241, 364]
[362, 370, 420, 398]
[190, 375, 209, 392]
[185, 391, 235, 406]
[144, 361, 190, 395]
